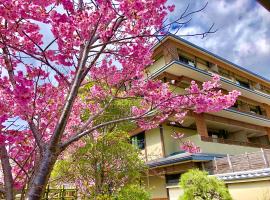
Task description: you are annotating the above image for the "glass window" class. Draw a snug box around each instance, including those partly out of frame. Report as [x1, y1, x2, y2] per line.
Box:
[236, 80, 250, 89]
[249, 105, 262, 115]
[178, 53, 195, 67]
[131, 132, 145, 150]
[179, 55, 189, 64]
[165, 173, 181, 185]
[208, 129, 228, 139]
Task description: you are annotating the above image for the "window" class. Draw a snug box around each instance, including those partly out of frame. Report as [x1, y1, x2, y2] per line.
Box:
[131, 132, 145, 150]
[249, 105, 262, 115]
[165, 173, 181, 185]
[179, 55, 195, 67]
[230, 100, 239, 109]
[218, 67, 231, 79]
[208, 129, 228, 139]
[236, 79, 250, 89]
[179, 55, 189, 64]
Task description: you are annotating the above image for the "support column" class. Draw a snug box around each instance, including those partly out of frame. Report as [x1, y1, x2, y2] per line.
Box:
[159, 125, 166, 157]
[263, 104, 270, 142]
[266, 127, 270, 142]
[263, 103, 270, 118]
[194, 113, 209, 138]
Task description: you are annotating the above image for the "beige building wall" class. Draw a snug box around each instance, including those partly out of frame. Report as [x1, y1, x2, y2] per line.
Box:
[145, 128, 163, 160]
[147, 56, 165, 75]
[162, 125, 197, 156]
[143, 176, 168, 200]
[227, 180, 270, 200]
[165, 180, 270, 200]
[167, 186, 184, 200]
[161, 124, 259, 156]
[146, 124, 259, 158]
[183, 134, 260, 155]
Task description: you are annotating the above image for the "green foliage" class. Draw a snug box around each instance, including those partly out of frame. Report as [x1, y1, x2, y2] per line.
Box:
[179, 169, 232, 200]
[115, 184, 150, 200]
[94, 185, 150, 200]
[51, 82, 146, 198]
[96, 194, 114, 200]
[80, 81, 140, 133]
[51, 131, 146, 198]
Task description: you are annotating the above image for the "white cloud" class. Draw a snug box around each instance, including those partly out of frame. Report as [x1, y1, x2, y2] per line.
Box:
[167, 0, 270, 79]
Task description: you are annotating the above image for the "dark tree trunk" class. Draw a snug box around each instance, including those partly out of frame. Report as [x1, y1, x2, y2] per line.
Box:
[27, 150, 58, 200]
[0, 145, 14, 200]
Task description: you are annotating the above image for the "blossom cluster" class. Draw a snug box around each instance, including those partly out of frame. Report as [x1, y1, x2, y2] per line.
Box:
[0, 0, 239, 191]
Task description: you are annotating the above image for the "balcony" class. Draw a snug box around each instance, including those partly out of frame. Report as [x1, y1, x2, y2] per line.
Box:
[204, 149, 270, 175]
[228, 107, 269, 120]
[149, 60, 270, 106]
[174, 57, 270, 99]
[201, 136, 270, 149]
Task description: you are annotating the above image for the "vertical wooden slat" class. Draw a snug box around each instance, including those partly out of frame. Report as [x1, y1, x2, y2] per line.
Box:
[44, 185, 49, 200]
[75, 186, 78, 199]
[227, 154, 233, 172]
[62, 185, 65, 200]
[201, 162, 205, 171]
[261, 148, 269, 167]
[246, 152, 251, 170]
[214, 157, 218, 173]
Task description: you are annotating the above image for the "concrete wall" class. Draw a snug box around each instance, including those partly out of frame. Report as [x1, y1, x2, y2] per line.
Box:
[145, 128, 163, 160]
[227, 131, 249, 142]
[162, 124, 259, 156]
[166, 180, 270, 200]
[162, 125, 197, 156]
[167, 186, 184, 200]
[143, 176, 168, 200]
[147, 124, 260, 158]
[147, 56, 165, 75]
[228, 180, 270, 200]
[183, 134, 260, 155]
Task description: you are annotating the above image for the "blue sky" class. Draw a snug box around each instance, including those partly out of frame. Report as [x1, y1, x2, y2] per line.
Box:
[167, 0, 270, 79]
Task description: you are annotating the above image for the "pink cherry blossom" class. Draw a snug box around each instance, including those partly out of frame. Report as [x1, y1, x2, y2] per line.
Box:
[0, 1, 239, 198]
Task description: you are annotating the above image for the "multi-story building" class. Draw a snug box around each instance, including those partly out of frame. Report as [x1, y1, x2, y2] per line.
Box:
[130, 35, 270, 200]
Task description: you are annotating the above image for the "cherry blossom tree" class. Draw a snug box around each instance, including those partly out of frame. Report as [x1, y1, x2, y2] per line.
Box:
[0, 1, 240, 199]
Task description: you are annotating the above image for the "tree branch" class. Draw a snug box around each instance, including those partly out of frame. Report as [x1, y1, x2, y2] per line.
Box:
[0, 146, 14, 200]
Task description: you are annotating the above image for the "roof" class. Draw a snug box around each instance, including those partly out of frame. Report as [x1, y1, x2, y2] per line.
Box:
[154, 34, 270, 84]
[147, 152, 224, 168]
[216, 168, 270, 182]
[258, 0, 270, 11]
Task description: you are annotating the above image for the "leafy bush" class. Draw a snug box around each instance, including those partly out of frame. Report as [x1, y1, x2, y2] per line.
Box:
[115, 184, 150, 200]
[179, 169, 232, 200]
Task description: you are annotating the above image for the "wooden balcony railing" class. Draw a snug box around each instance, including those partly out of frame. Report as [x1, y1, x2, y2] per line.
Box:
[204, 149, 270, 174]
[201, 136, 270, 149]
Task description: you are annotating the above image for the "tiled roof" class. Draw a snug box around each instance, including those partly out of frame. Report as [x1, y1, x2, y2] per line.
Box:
[216, 168, 270, 181]
[147, 152, 224, 168]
